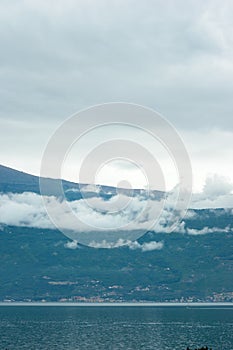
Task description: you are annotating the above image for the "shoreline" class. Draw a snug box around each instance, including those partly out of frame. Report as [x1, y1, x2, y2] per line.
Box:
[0, 302, 233, 307]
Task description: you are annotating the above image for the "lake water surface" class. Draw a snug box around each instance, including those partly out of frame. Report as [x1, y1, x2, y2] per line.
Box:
[0, 304, 232, 350]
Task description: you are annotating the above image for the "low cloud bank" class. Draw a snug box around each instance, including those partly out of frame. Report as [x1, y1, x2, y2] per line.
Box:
[65, 238, 164, 251]
[186, 226, 232, 235]
[0, 175, 232, 241]
[0, 191, 181, 233]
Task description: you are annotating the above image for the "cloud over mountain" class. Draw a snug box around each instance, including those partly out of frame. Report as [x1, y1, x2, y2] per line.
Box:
[0, 173, 232, 246]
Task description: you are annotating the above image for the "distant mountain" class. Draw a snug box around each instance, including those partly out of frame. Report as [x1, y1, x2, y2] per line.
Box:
[0, 224, 232, 303]
[0, 164, 40, 193]
[0, 164, 233, 303]
[0, 164, 164, 200]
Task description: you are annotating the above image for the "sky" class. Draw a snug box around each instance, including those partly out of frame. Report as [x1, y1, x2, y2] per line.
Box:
[1, 0, 233, 192]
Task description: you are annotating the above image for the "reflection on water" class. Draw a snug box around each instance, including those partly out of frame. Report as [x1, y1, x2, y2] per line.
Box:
[0, 306, 232, 350]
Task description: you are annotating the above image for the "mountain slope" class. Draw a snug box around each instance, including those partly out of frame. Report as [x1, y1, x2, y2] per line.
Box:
[0, 164, 164, 200]
[0, 164, 40, 193]
[0, 164, 233, 302]
[0, 225, 232, 302]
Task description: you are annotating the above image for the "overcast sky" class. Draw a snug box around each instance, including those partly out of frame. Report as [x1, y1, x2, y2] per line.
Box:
[1, 0, 233, 192]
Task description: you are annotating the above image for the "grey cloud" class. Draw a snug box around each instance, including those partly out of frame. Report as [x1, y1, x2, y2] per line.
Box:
[1, 0, 233, 190]
[0, 0, 233, 130]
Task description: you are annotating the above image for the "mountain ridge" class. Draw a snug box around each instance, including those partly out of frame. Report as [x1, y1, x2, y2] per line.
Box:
[0, 163, 164, 199]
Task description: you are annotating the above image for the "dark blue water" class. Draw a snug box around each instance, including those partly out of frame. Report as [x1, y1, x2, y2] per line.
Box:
[0, 305, 232, 350]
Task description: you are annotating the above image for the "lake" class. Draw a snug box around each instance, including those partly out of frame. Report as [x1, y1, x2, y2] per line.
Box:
[0, 304, 232, 349]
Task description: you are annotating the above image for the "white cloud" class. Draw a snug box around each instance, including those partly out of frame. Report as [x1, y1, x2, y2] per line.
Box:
[88, 239, 164, 251]
[0, 191, 165, 232]
[0, 192, 50, 228]
[64, 240, 79, 249]
[135, 241, 164, 252]
[203, 174, 233, 198]
[0, 173, 233, 244]
[187, 226, 232, 235]
[191, 174, 233, 208]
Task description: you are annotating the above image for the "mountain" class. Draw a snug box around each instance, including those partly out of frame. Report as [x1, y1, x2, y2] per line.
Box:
[0, 164, 40, 193]
[0, 224, 233, 303]
[0, 164, 233, 303]
[0, 164, 164, 200]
